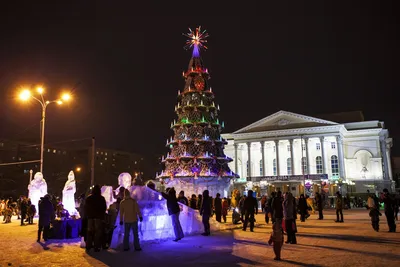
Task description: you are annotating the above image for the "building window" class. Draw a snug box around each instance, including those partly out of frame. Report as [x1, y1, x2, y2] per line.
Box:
[287, 145, 291, 152]
[302, 144, 306, 151]
[316, 156, 323, 174]
[316, 143, 321, 150]
[287, 158, 292, 175]
[47, 149, 51, 153]
[100, 162, 103, 166]
[53, 149, 56, 153]
[96, 151, 99, 155]
[331, 155, 339, 176]
[273, 159, 277, 176]
[301, 157, 307, 174]
[101, 152, 103, 155]
[105, 152, 108, 156]
[0, 142, 4, 147]
[105, 158, 107, 161]
[259, 159, 263, 176]
[331, 142, 336, 149]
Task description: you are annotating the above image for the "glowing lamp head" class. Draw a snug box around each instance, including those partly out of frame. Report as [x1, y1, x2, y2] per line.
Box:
[61, 93, 71, 101]
[76, 167, 81, 172]
[37, 87, 44, 94]
[19, 89, 31, 101]
[57, 100, 63, 105]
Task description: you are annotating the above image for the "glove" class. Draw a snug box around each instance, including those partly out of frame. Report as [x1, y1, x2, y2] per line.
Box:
[139, 217, 143, 222]
[119, 221, 123, 226]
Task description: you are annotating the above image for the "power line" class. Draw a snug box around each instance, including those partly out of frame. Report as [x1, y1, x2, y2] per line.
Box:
[0, 160, 40, 166]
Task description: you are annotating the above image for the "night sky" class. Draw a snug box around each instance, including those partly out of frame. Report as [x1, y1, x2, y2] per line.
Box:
[1, 2, 398, 172]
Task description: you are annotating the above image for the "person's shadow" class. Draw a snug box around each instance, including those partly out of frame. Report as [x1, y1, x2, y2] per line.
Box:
[37, 241, 50, 251]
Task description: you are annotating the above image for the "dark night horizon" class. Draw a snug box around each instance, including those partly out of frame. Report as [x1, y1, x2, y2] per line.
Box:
[0, 3, 398, 171]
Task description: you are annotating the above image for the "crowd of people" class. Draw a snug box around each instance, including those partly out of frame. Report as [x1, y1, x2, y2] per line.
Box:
[2, 185, 399, 261]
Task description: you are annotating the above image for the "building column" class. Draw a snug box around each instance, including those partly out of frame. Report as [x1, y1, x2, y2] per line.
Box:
[336, 135, 346, 178]
[274, 140, 280, 176]
[386, 142, 393, 180]
[320, 136, 327, 174]
[234, 143, 238, 175]
[260, 141, 265, 176]
[304, 137, 310, 175]
[247, 142, 252, 178]
[380, 139, 389, 180]
[289, 139, 294, 175]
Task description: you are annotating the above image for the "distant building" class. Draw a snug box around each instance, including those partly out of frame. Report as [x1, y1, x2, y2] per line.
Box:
[222, 110, 394, 197]
[392, 157, 400, 189]
[0, 139, 145, 197]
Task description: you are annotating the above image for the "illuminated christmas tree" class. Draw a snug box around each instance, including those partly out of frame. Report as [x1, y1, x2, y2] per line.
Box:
[158, 27, 238, 196]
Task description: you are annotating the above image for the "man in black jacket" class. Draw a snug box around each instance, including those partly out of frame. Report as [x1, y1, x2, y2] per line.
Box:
[242, 190, 258, 232]
[272, 191, 283, 222]
[162, 187, 184, 241]
[214, 193, 222, 223]
[84, 185, 107, 252]
[37, 194, 54, 242]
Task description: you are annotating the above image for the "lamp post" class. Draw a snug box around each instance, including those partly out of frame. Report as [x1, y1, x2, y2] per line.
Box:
[19, 86, 71, 173]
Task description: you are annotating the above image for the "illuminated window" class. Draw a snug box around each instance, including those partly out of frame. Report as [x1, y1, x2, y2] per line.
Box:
[316, 143, 321, 150]
[47, 149, 51, 153]
[287, 158, 292, 175]
[331, 155, 339, 176]
[105, 158, 107, 161]
[53, 149, 56, 153]
[273, 159, 277, 176]
[105, 152, 108, 156]
[331, 142, 336, 149]
[100, 162, 103, 166]
[0, 142, 4, 147]
[316, 156, 323, 174]
[301, 157, 307, 174]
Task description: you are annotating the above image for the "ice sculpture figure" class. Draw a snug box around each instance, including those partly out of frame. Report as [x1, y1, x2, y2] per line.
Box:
[114, 173, 132, 195]
[110, 186, 204, 249]
[28, 172, 48, 214]
[62, 171, 77, 215]
[101, 186, 115, 210]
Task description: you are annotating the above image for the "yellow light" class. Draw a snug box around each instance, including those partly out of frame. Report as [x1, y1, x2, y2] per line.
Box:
[57, 100, 63, 105]
[46, 101, 50, 104]
[76, 167, 81, 172]
[61, 93, 71, 101]
[19, 89, 31, 101]
[37, 87, 44, 94]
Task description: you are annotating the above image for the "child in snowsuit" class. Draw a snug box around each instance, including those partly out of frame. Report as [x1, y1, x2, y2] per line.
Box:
[28, 204, 36, 224]
[369, 208, 381, 232]
[268, 219, 284, 261]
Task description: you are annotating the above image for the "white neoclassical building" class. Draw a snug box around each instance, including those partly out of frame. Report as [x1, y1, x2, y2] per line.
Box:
[222, 110, 394, 197]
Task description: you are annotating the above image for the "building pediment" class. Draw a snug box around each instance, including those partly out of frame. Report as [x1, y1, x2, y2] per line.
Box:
[234, 110, 338, 134]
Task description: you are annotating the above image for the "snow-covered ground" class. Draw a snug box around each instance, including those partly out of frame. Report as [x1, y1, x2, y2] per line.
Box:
[1, 209, 399, 267]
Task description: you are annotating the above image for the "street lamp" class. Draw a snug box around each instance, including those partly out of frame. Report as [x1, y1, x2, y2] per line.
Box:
[18, 86, 72, 173]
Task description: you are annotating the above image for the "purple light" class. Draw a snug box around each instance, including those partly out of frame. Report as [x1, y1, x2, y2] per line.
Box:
[192, 44, 200, 57]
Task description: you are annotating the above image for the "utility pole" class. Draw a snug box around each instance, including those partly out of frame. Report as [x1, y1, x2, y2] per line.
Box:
[91, 137, 95, 186]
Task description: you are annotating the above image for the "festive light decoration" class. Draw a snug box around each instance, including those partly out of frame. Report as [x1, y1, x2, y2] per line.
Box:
[183, 26, 209, 57]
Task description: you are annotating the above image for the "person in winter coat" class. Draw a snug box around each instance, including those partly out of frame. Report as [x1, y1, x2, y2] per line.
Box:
[298, 194, 308, 222]
[242, 190, 258, 232]
[261, 195, 267, 213]
[315, 192, 323, 220]
[283, 192, 297, 244]
[162, 187, 184, 241]
[84, 185, 107, 251]
[272, 191, 283, 222]
[189, 194, 197, 210]
[20, 196, 28, 226]
[266, 192, 276, 224]
[214, 193, 222, 223]
[119, 189, 143, 251]
[335, 191, 344, 222]
[200, 190, 212, 236]
[37, 194, 55, 242]
[369, 206, 382, 232]
[177, 191, 189, 206]
[380, 188, 396, 232]
[268, 220, 284, 261]
[222, 197, 229, 223]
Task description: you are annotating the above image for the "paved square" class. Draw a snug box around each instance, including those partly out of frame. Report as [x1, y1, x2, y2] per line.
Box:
[1, 209, 399, 267]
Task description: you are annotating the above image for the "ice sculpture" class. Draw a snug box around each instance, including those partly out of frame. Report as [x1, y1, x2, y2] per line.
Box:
[114, 173, 132, 195]
[110, 186, 204, 249]
[62, 171, 77, 215]
[101, 186, 115, 210]
[28, 172, 48, 214]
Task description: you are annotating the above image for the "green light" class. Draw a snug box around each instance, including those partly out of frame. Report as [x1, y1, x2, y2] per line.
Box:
[169, 144, 173, 148]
